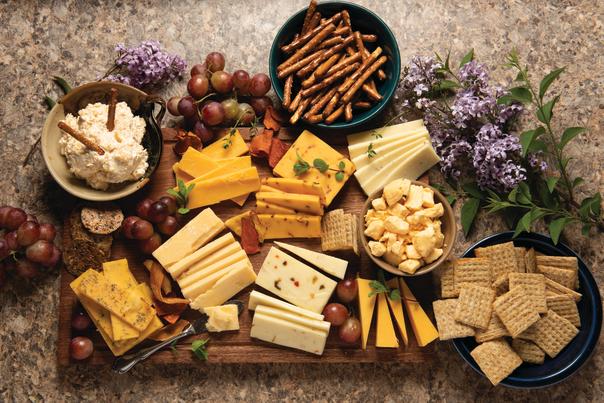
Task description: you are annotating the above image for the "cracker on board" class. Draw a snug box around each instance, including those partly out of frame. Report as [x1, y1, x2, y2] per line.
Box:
[80, 203, 124, 235]
[514, 247, 527, 272]
[537, 265, 577, 290]
[546, 295, 581, 327]
[454, 258, 491, 291]
[508, 273, 547, 313]
[433, 299, 475, 340]
[454, 284, 495, 329]
[474, 241, 519, 282]
[440, 261, 458, 298]
[491, 273, 509, 296]
[531, 310, 579, 358]
[470, 339, 522, 386]
[512, 339, 545, 365]
[321, 209, 358, 254]
[63, 208, 112, 276]
[545, 278, 582, 301]
[492, 285, 541, 337]
[524, 248, 537, 273]
[475, 313, 510, 343]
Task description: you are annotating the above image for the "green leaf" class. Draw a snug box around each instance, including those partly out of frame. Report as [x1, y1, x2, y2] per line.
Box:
[537, 180, 558, 209]
[177, 207, 190, 215]
[446, 195, 456, 205]
[517, 182, 532, 205]
[509, 86, 533, 104]
[508, 187, 518, 203]
[435, 80, 460, 91]
[591, 193, 602, 216]
[496, 95, 514, 106]
[313, 158, 329, 173]
[487, 200, 512, 213]
[187, 183, 195, 195]
[460, 198, 480, 236]
[572, 177, 584, 189]
[335, 171, 345, 182]
[462, 182, 484, 199]
[559, 127, 585, 150]
[536, 96, 559, 124]
[519, 128, 544, 157]
[177, 179, 186, 197]
[43, 96, 56, 110]
[166, 188, 185, 204]
[368, 280, 388, 297]
[514, 71, 524, 82]
[513, 211, 532, 238]
[539, 67, 565, 99]
[52, 76, 72, 94]
[545, 177, 559, 193]
[459, 49, 474, 67]
[389, 288, 401, 301]
[581, 223, 592, 236]
[338, 160, 346, 170]
[549, 217, 571, 245]
[528, 139, 548, 153]
[191, 338, 209, 360]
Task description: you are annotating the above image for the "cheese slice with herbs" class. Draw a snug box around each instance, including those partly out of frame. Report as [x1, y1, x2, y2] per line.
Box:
[399, 279, 438, 347]
[201, 129, 248, 159]
[166, 233, 236, 279]
[255, 192, 323, 215]
[357, 278, 377, 350]
[376, 294, 399, 348]
[274, 241, 348, 279]
[70, 273, 113, 339]
[226, 212, 321, 240]
[102, 259, 140, 341]
[248, 290, 325, 321]
[190, 261, 256, 310]
[352, 133, 428, 170]
[347, 119, 426, 147]
[261, 177, 326, 205]
[255, 247, 337, 313]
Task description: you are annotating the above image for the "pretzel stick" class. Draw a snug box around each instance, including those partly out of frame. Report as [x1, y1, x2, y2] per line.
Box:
[278, 23, 336, 71]
[353, 31, 386, 81]
[304, 114, 324, 124]
[344, 103, 353, 121]
[301, 53, 341, 88]
[333, 26, 351, 36]
[345, 46, 355, 56]
[325, 104, 345, 124]
[318, 36, 343, 50]
[301, 0, 318, 34]
[58, 122, 105, 155]
[362, 83, 382, 101]
[341, 55, 387, 103]
[361, 47, 387, 80]
[290, 97, 311, 125]
[306, 11, 321, 34]
[341, 9, 352, 28]
[322, 93, 341, 117]
[282, 75, 294, 108]
[296, 36, 353, 78]
[288, 90, 303, 113]
[352, 101, 372, 109]
[324, 52, 361, 77]
[337, 46, 382, 94]
[280, 13, 341, 54]
[310, 88, 328, 106]
[301, 62, 359, 98]
[306, 87, 338, 115]
[278, 49, 324, 78]
[361, 34, 377, 42]
[106, 88, 118, 131]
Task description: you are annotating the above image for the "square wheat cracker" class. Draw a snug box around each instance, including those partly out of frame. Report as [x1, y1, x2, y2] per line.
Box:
[454, 284, 495, 329]
[531, 310, 579, 358]
[433, 299, 475, 340]
[440, 261, 458, 298]
[546, 295, 581, 327]
[508, 273, 547, 313]
[470, 339, 522, 386]
[475, 313, 510, 343]
[454, 258, 491, 291]
[491, 273, 509, 296]
[536, 255, 578, 269]
[538, 265, 577, 290]
[512, 339, 545, 365]
[545, 278, 582, 302]
[493, 285, 541, 337]
[514, 247, 527, 272]
[474, 241, 520, 281]
[525, 248, 537, 273]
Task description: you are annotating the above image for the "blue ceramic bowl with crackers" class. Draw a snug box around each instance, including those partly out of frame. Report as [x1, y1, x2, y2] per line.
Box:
[451, 231, 602, 389]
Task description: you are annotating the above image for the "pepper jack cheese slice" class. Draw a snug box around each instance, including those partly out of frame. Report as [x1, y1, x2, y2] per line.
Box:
[186, 167, 261, 209]
[226, 212, 321, 240]
[255, 201, 297, 215]
[255, 247, 337, 313]
[261, 178, 326, 205]
[255, 192, 324, 215]
[202, 305, 240, 332]
[102, 259, 140, 341]
[274, 241, 348, 279]
[376, 294, 399, 348]
[167, 233, 236, 279]
[190, 261, 256, 310]
[357, 278, 377, 350]
[152, 208, 224, 269]
[255, 305, 331, 333]
[248, 290, 325, 321]
[386, 279, 409, 346]
[399, 279, 438, 347]
[201, 129, 248, 159]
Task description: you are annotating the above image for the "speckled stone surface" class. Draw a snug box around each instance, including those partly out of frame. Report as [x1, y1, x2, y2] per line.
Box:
[0, 0, 603, 401]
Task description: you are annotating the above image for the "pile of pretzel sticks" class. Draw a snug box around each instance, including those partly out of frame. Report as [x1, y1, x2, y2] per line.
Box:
[277, 0, 388, 125]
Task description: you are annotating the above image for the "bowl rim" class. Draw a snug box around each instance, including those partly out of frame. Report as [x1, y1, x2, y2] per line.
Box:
[451, 231, 603, 389]
[268, 0, 401, 130]
[359, 180, 457, 276]
[41, 81, 159, 202]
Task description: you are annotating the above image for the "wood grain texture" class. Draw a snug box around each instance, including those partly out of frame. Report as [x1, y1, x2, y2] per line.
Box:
[57, 127, 436, 366]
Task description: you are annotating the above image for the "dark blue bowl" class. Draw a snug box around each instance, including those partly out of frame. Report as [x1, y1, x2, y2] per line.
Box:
[452, 231, 602, 389]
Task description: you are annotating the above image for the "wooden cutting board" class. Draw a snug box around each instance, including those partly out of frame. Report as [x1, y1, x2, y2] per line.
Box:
[56, 127, 436, 366]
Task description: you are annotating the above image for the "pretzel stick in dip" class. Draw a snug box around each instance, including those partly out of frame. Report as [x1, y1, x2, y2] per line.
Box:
[344, 103, 353, 122]
[341, 55, 387, 104]
[301, 0, 318, 34]
[278, 49, 324, 79]
[106, 88, 118, 131]
[325, 104, 346, 124]
[280, 13, 342, 54]
[282, 75, 294, 108]
[58, 122, 105, 155]
[290, 97, 311, 125]
[301, 62, 359, 98]
[288, 90, 303, 113]
[302, 54, 342, 88]
[337, 46, 382, 94]
[296, 36, 353, 78]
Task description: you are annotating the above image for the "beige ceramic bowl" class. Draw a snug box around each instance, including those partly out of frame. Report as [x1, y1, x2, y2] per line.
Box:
[41, 82, 165, 202]
[359, 180, 456, 276]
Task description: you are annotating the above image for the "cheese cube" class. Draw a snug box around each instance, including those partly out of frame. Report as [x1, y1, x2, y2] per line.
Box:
[404, 185, 424, 211]
[368, 241, 387, 257]
[405, 244, 422, 260]
[412, 226, 436, 258]
[399, 259, 422, 274]
[203, 305, 240, 332]
[371, 197, 387, 211]
[422, 188, 435, 207]
[424, 248, 443, 264]
[384, 216, 409, 235]
[364, 220, 385, 240]
[383, 250, 403, 266]
[387, 203, 409, 217]
[383, 178, 411, 206]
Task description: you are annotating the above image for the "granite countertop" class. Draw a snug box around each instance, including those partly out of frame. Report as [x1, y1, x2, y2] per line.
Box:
[0, 0, 602, 401]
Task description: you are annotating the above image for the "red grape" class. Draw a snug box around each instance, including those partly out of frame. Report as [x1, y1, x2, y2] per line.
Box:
[46, 246, 61, 268]
[221, 98, 239, 122]
[71, 312, 92, 331]
[5, 208, 27, 230]
[147, 202, 169, 224]
[17, 221, 40, 246]
[70, 337, 94, 360]
[177, 96, 197, 119]
[336, 279, 358, 304]
[202, 101, 225, 126]
[121, 216, 140, 239]
[139, 233, 162, 254]
[338, 317, 362, 343]
[193, 121, 214, 144]
[157, 215, 179, 236]
[25, 240, 53, 264]
[159, 197, 177, 215]
[191, 62, 208, 77]
[0, 239, 9, 260]
[4, 231, 19, 251]
[249, 73, 271, 97]
[38, 223, 57, 242]
[249, 96, 273, 116]
[135, 198, 153, 220]
[205, 52, 225, 72]
[167, 96, 181, 116]
[187, 75, 209, 99]
[210, 71, 234, 94]
[237, 103, 255, 125]
[0, 206, 11, 228]
[131, 219, 154, 240]
[15, 259, 40, 279]
[232, 70, 250, 93]
[322, 303, 349, 326]
[26, 214, 38, 223]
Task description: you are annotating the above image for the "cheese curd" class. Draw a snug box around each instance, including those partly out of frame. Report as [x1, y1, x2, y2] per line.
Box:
[59, 102, 148, 190]
[364, 179, 445, 274]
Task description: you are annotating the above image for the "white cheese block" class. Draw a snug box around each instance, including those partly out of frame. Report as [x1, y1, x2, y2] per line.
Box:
[274, 241, 348, 279]
[177, 242, 242, 280]
[167, 233, 236, 279]
[255, 247, 337, 313]
[349, 127, 429, 160]
[190, 261, 256, 310]
[178, 249, 248, 289]
[255, 305, 331, 333]
[347, 119, 425, 147]
[203, 305, 240, 332]
[353, 138, 429, 174]
[250, 311, 328, 355]
[180, 263, 237, 301]
[248, 290, 325, 321]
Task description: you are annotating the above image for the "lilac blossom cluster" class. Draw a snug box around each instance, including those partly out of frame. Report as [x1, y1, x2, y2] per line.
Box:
[105, 41, 186, 89]
[400, 56, 545, 192]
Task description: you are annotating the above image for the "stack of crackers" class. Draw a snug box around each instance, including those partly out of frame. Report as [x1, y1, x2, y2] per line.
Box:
[433, 241, 582, 386]
[321, 208, 359, 255]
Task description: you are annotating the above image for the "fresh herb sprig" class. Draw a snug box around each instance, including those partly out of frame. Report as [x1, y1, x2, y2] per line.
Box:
[368, 269, 400, 301]
[191, 338, 209, 361]
[293, 152, 346, 181]
[166, 179, 195, 215]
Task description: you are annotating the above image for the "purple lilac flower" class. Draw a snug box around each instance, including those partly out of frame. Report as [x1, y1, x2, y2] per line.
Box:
[496, 103, 523, 126]
[459, 60, 490, 92]
[528, 153, 548, 172]
[451, 89, 497, 128]
[401, 56, 442, 97]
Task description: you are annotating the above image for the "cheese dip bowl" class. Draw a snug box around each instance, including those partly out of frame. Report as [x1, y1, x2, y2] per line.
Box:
[42, 82, 164, 201]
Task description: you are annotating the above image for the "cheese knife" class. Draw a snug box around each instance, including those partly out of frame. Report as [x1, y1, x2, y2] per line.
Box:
[112, 299, 244, 374]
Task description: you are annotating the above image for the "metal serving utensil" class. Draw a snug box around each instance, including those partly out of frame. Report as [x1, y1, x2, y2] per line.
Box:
[112, 300, 244, 374]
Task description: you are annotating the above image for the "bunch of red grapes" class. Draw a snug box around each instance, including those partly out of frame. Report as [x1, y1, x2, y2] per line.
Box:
[322, 279, 362, 344]
[120, 196, 180, 255]
[167, 51, 273, 145]
[0, 206, 61, 286]
[70, 304, 94, 360]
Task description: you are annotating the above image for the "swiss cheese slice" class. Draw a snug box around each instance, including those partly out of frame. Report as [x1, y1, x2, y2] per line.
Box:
[376, 294, 398, 348]
[201, 129, 248, 159]
[255, 200, 297, 215]
[351, 133, 429, 170]
[186, 167, 261, 209]
[274, 241, 348, 279]
[255, 192, 323, 215]
[248, 290, 325, 321]
[178, 242, 242, 280]
[357, 278, 377, 350]
[261, 178, 326, 205]
[102, 259, 140, 341]
[348, 124, 429, 160]
[166, 233, 236, 279]
[255, 305, 331, 333]
[399, 279, 438, 347]
[386, 279, 409, 346]
[179, 249, 248, 290]
[190, 261, 256, 310]
[347, 119, 425, 148]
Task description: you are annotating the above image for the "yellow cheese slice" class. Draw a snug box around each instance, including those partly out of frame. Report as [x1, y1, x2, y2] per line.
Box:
[179, 242, 242, 280]
[190, 261, 256, 310]
[173, 162, 195, 183]
[102, 259, 140, 341]
[399, 279, 438, 347]
[70, 275, 113, 339]
[259, 185, 285, 193]
[255, 192, 324, 216]
[347, 119, 425, 148]
[248, 290, 325, 321]
[166, 233, 236, 279]
[201, 129, 248, 159]
[386, 279, 409, 346]
[261, 177, 326, 204]
[272, 130, 355, 206]
[255, 305, 331, 333]
[186, 167, 261, 209]
[203, 305, 240, 332]
[179, 147, 220, 177]
[376, 294, 399, 348]
[231, 193, 249, 206]
[152, 208, 224, 269]
[357, 278, 377, 350]
[352, 135, 428, 171]
[255, 200, 297, 215]
[178, 249, 248, 290]
[226, 213, 322, 239]
[181, 262, 240, 301]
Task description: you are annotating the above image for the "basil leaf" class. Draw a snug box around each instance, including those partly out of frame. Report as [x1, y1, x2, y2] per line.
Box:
[177, 207, 190, 215]
[539, 67, 565, 99]
[559, 127, 585, 150]
[389, 288, 401, 301]
[313, 158, 329, 173]
[338, 160, 346, 170]
[549, 217, 571, 245]
[461, 198, 480, 236]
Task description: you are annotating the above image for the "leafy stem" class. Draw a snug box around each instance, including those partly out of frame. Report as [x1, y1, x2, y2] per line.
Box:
[293, 153, 346, 181]
[166, 179, 195, 215]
